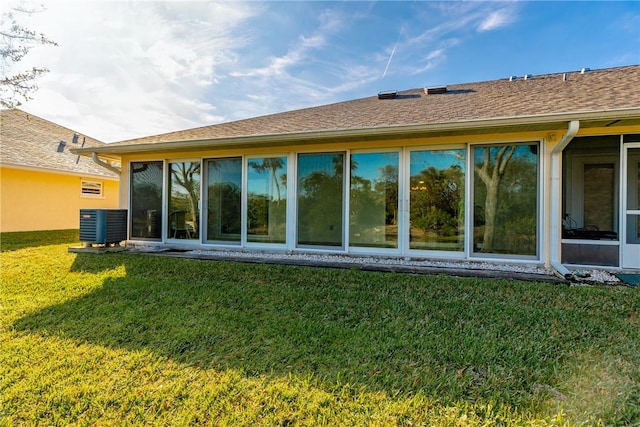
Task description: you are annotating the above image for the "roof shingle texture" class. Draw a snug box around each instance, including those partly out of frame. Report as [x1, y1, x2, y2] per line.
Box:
[112, 65, 640, 146]
[0, 109, 117, 178]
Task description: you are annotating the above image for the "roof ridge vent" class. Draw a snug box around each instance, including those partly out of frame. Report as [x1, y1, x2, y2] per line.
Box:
[425, 85, 447, 95]
[378, 90, 398, 100]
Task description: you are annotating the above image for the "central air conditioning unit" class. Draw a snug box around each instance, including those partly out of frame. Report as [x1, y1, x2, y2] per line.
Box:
[79, 209, 128, 245]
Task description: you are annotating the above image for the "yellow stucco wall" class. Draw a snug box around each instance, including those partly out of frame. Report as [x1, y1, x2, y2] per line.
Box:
[0, 167, 119, 232]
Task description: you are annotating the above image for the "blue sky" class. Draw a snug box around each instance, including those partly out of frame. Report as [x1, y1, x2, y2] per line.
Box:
[7, 1, 640, 142]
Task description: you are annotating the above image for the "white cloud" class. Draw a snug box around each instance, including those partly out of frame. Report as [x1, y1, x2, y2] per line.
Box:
[1, 0, 554, 144]
[14, 1, 257, 141]
[426, 48, 445, 62]
[477, 9, 515, 32]
[377, 2, 517, 81]
[318, 8, 345, 33]
[224, 5, 378, 116]
[230, 17, 332, 81]
[300, 35, 326, 49]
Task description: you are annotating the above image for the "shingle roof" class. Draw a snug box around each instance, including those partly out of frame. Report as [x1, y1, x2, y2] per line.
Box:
[0, 109, 118, 179]
[106, 65, 640, 148]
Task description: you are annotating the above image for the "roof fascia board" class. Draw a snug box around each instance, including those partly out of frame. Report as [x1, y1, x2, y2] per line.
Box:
[74, 107, 640, 157]
[1, 163, 120, 180]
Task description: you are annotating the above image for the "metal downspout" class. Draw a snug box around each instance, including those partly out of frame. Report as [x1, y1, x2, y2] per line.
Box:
[92, 152, 121, 176]
[550, 120, 579, 280]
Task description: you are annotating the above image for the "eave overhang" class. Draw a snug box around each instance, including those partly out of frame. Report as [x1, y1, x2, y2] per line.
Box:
[72, 108, 640, 159]
[0, 163, 120, 180]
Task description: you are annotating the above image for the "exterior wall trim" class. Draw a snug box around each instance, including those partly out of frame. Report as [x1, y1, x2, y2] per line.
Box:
[1, 163, 119, 181]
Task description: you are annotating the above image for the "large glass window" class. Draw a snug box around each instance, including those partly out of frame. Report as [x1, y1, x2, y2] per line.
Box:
[297, 152, 344, 247]
[409, 149, 465, 251]
[130, 161, 163, 239]
[206, 157, 242, 243]
[350, 152, 399, 248]
[473, 144, 538, 256]
[168, 161, 200, 240]
[247, 157, 287, 244]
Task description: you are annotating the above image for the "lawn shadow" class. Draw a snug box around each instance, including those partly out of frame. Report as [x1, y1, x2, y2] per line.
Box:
[0, 229, 79, 252]
[12, 252, 640, 415]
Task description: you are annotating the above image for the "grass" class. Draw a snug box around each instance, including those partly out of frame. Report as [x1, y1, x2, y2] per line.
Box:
[0, 229, 78, 252]
[1, 231, 639, 426]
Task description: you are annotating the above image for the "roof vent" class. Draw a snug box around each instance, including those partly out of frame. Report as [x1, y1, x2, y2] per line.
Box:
[72, 133, 79, 143]
[509, 75, 518, 81]
[581, 67, 590, 74]
[426, 86, 447, 95]
[524, 74, 533, 80]
[56, 140, 66, 153]
[378, 90, 398, 100]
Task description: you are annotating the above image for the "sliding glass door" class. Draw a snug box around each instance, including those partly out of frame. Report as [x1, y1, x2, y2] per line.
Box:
[130, 161, 163, 240]
[350, 151, 399, 249]
[297, 153, 345, 248]
[206, 157, 242, 243]
[472, 144, 538, 256]
[409, 149, 465, 252]
[247, 156, 287, 244]
[168, 161, 200, 241]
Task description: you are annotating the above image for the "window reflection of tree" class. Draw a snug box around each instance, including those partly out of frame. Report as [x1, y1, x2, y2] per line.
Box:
[250, 158, 285, 203]
[474, 145, 537, 255]
[207, 159, 242, 241]
[298, 154, 344, 246]
[379, 164, 399, 227]
[248, 158, 287, 242]
[207, 182, 241, 238]
[170, 162, 200, 236]
[410, 165, 464, 246]
[349, 156, 399, 248]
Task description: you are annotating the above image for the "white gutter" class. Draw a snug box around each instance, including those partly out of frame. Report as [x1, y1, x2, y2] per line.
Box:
[550, 120, 580, 280]
[92, 152, 121, 176]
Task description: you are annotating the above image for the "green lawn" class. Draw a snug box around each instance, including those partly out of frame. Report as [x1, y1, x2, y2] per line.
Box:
[1, 231, 638, 426]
